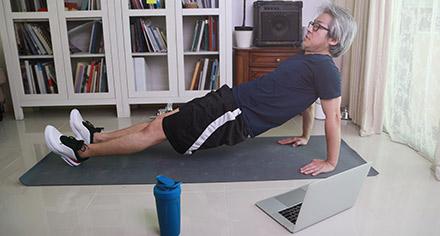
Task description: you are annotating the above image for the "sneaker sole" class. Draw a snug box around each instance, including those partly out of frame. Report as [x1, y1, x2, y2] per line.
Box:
[45, 126, 80, 167]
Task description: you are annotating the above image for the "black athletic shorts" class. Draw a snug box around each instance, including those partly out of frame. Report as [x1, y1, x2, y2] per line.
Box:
[162, 85, 249, 154]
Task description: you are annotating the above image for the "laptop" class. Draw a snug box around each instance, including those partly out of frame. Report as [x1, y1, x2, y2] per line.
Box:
[255, 162, 371, 233]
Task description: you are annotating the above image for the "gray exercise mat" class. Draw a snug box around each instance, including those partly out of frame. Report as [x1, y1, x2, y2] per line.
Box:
[20, 136, 378, 186]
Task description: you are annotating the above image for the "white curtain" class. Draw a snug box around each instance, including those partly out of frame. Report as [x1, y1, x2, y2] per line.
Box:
[434, 135, 440, 180]
[384, 0, 440, 166]
[334, 0, 392, 136]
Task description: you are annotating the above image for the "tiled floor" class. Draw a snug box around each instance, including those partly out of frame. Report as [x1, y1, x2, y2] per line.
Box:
[1, 107, 439, 236]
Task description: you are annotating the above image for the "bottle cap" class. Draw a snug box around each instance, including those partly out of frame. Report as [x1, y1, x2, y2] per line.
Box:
[156, 175, 181, 191]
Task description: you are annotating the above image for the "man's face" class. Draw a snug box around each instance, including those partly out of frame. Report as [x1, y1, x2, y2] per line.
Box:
[302, 13, 337, 55]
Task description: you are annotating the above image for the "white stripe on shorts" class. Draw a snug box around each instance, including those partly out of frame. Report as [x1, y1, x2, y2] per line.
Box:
[184, 108, 242, 155]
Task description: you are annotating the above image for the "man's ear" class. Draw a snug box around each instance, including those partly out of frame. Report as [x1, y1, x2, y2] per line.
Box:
[328, 37, 338, 46]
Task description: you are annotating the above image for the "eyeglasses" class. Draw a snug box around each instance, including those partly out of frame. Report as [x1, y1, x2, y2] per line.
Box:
[308, 21, 330, 32]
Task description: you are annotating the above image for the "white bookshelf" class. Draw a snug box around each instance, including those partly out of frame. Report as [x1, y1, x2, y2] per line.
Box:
[119, 0, 232, 110]
[0, 0, 233, 119]
[56, 0, 116, 101]
[120, 0, 178, 104]
[175, 0, 231, 101]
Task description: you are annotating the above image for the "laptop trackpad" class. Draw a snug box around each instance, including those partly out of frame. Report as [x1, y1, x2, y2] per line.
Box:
[275, 189, 306, 207]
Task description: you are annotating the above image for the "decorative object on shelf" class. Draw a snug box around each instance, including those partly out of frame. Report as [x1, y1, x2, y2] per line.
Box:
[234, 0, 253, 48]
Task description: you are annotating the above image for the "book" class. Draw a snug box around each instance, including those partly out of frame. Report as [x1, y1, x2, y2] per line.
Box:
[100, 63, 108, 92]
[24, 24, 43, 54]
[190, 20, 200, 51]
[133, 57, 147, 91]
[31, 24, 53, 54]
[198, 58, 209, 90]
[189, 60, 202, 90]
[24, 60, 35, 94]
[34, 64, 46, 94]
[195, 20, 206, 51]
[43, 63, 57, 93]
[209, 59, 218, 90]
[203, 59, 213, 90]
[86, 62, 95, 92]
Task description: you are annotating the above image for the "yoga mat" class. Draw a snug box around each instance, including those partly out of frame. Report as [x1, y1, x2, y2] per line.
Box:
[20, 136, 378, 186]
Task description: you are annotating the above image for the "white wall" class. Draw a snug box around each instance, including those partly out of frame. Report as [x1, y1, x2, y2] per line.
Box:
[232, 0, 331, 28]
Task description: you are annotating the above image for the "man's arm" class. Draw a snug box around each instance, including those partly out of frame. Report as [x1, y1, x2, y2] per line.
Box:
[300, 97, 341, 176]
[278, 104, 315, 146]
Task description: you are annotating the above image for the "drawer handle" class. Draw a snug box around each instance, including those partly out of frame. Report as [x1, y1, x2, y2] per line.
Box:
[276, 58, 281, 62]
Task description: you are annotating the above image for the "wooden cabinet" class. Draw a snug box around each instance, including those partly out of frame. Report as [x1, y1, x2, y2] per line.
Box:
[233, 47, 301, 85]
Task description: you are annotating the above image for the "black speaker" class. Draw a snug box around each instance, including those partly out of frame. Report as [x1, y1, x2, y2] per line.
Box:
[253, 1, 303, 47]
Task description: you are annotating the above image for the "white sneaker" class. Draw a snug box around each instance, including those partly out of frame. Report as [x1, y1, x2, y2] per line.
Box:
[69, 109, 103, 144]
[44, 125, 88, 167]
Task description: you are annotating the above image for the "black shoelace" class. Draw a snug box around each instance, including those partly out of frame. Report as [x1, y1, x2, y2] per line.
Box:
[82, 120, 104, 144]
[60, 136, 89, 162]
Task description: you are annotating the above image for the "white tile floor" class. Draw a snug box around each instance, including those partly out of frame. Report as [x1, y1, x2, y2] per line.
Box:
[1, 107, 439, 236]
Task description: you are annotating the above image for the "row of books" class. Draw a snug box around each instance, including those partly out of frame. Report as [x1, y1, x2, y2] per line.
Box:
[11, 0, 48, 12]
[64, 0, 101, 11]
[189, 58, 219, 90]
[15, 23, 53, 55]
[130, 19, 167, 53]
[68, 21, 104, 54]
[182, 0, 218, 8]
[21, 60, 57, 94]
[73, 59, 108, 93]
[129, 0, 164, 9]
[190, 17, 218, 52]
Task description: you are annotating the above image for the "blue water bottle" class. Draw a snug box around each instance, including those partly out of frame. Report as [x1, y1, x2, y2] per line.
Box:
[154, 175, 181, 236]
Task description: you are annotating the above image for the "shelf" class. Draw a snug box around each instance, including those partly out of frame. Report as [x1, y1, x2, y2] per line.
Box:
[132, 52, 168, 57]
[128, 9, 167, 17]
[10, 12, 49, 19]
[19, 55, 54, 59]
[182, 8, 219, 16]
[70, 53, 105, 58]
[64, 10, 102, 18]
[184, 51, 219, 56]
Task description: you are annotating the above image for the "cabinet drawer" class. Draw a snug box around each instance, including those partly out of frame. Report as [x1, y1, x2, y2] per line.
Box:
[250, 53, 292, 67]
[250, 67, 276, 81]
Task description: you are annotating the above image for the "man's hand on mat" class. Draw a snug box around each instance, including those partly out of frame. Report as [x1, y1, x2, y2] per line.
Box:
[278, 136, 309, 147]
[300, 159, 336, 176]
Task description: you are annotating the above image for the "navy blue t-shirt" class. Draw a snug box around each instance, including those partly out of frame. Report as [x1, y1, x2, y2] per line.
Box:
[232, 52, 341, 137]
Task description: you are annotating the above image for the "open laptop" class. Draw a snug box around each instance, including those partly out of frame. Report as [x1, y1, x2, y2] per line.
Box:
[255, 162, 371, 233]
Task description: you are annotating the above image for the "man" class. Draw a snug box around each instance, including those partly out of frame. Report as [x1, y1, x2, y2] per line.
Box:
[45, 4, 357, 176]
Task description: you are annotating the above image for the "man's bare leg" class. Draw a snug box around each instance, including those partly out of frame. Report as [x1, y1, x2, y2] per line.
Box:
[78, 109, 178, 157]
[94, 122, 150, 143]
[94, 109, 179, 143]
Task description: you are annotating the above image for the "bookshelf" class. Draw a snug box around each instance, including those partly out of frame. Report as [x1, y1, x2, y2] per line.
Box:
[120, 0, 232, 108]
[0, 0, 233, 119]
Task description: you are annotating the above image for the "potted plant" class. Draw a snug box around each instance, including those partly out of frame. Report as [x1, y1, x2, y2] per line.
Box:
[234, 0, 253, 48]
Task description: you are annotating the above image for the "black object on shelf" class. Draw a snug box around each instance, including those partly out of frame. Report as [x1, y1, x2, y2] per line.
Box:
[253, 1, 303, 47]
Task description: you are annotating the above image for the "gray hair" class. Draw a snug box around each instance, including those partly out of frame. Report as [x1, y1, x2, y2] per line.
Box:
[320, 4, 357, 57]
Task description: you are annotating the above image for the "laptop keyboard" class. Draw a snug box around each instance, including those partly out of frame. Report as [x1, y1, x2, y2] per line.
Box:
[279, 203, 303, 225]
